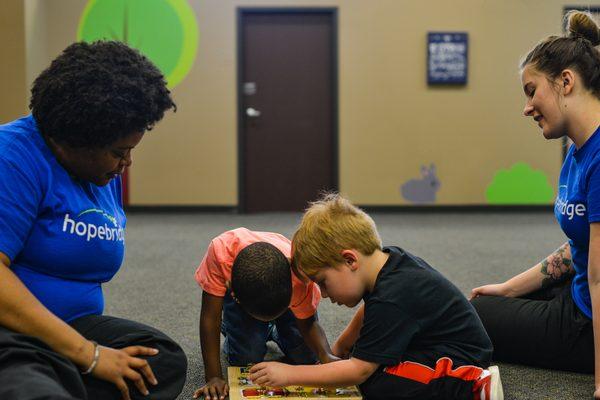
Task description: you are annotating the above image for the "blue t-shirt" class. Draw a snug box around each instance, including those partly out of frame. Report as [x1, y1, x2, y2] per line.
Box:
[0, 115, 126, 322]
[555, 126, 600, 318]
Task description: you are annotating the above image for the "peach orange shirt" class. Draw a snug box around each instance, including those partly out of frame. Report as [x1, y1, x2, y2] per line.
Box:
[195, 227, 321, 319]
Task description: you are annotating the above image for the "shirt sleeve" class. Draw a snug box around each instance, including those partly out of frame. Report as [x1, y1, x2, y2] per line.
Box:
[194, 238, 229, 297]
[587, 160, 600, 223]
[0, 156, 42, 261]
[352, 300, 420, 365]
[289, 280, 321, 319]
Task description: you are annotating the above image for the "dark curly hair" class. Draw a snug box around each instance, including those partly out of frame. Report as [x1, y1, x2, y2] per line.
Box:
[231, 242, 292, 320]
[30, 41, 176, 148]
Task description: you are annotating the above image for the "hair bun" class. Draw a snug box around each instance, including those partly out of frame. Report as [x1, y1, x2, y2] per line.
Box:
[566, 10, 600, 46]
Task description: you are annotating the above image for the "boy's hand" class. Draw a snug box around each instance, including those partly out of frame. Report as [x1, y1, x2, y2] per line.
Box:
[248, 362, 292, 387]
[193, 377, 229, 400]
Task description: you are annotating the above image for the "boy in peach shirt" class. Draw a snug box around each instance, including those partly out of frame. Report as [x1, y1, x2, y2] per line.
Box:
[193, 228, 334, 400]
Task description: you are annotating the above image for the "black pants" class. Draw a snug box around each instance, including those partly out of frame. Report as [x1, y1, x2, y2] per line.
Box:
[360, 369, 476, 400]
[0, 315, 187, 400]
[471, 280, 593, 373]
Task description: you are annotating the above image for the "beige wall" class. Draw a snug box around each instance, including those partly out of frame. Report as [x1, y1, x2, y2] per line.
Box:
[340, 1, 564, 205]
[1, 0, 27, 123]
[17, 0, 568, 205]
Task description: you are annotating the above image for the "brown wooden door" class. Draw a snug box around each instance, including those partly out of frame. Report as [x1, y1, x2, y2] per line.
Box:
[239, 9, 337, 212]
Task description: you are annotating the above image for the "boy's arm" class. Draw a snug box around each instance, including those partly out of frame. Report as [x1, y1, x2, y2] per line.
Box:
[332, 304, 364, 358]
[249, 358, 378, 388]
[195, 291, 228, 400]
[296, 315, 336, 363]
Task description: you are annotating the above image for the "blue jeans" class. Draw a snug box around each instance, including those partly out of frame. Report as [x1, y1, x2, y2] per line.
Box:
[221, 291, 317, 366]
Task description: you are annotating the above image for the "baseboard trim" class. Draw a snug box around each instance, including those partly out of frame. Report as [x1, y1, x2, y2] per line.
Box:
[358, 204, 554, 213]
[124, 204, 553, 213]
[125, 205, 238, 213]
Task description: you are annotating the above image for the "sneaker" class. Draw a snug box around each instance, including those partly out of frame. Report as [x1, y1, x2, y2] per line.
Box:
[475, 365, 504, 400]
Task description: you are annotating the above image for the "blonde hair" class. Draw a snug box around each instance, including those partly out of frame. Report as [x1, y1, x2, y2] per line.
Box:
[292, 193, 382, 277]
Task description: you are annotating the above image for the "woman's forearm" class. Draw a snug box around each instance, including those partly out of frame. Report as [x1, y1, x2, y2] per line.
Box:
[0, 259, 93, 368]
[504, 242, 573, 297]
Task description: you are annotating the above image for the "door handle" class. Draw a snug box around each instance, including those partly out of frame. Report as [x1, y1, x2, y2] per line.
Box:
[246, 107, 261, 117]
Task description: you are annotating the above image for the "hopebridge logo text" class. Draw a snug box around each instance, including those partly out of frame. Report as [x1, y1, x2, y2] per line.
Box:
[62, 209, 124, 242]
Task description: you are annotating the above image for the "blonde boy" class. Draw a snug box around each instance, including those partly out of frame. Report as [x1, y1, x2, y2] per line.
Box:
[249, 194, 502, 400]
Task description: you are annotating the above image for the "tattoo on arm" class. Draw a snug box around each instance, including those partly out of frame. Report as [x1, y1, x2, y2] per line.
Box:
[540, 244, 574, 289]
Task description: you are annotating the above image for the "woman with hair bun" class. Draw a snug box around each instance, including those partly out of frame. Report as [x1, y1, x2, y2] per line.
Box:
[471, 10, 600, 398]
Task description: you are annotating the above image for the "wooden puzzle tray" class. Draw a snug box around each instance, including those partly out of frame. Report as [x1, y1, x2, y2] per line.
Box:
[227, 366, 362, 399]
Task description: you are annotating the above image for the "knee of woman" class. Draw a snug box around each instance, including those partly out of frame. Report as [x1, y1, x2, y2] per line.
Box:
[470, 296, 490, 314]
[154, 342, 188, 395]
[142, 331, 188, 379]
[161, 338, 188, 374]
[172, 346, 188, 380]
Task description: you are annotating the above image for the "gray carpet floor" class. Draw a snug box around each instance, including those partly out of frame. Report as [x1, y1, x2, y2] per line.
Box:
[103, 211, 593, 399]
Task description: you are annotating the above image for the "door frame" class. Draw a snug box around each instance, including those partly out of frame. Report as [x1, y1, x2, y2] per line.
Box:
[236, 7, 339, 212]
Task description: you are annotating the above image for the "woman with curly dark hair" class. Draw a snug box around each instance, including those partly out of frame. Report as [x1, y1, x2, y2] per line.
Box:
[0, 41, 186, 400]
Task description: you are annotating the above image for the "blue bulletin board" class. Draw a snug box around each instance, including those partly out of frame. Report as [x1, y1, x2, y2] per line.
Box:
[427, 32, 468, 85]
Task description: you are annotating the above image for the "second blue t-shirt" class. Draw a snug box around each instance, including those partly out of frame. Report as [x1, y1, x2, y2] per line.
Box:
[556, 126, 600, 319]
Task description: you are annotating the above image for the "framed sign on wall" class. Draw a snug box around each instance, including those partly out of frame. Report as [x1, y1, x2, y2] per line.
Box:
[427, 32, 468, 85]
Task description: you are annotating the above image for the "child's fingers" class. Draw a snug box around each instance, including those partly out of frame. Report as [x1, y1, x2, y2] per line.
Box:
[215, 385, 226, 400]
[249, 362, 265, 373]
[208, 385, 220, 400]
[192, 386, 210, 399]
[248, 368, 267, 383]
[193, 387, 210, 399]
[223, 383, 230, 398]
[252, 374, 267, 386]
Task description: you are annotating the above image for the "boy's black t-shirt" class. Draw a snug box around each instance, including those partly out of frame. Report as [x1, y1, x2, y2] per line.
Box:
[352, 246, 492, 368]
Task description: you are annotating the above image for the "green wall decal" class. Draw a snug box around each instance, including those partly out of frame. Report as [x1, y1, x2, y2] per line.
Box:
[78, 0, 198, 88]
[486, 162, 555, 204]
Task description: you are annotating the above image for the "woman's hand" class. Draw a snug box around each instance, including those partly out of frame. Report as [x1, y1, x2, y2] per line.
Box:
[193, 377, 229, 400]
[470, 283, 511, 300]
[249, 362, 293, 388]
[92, 344, 159, 400]
[594, 387, 600, 399]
